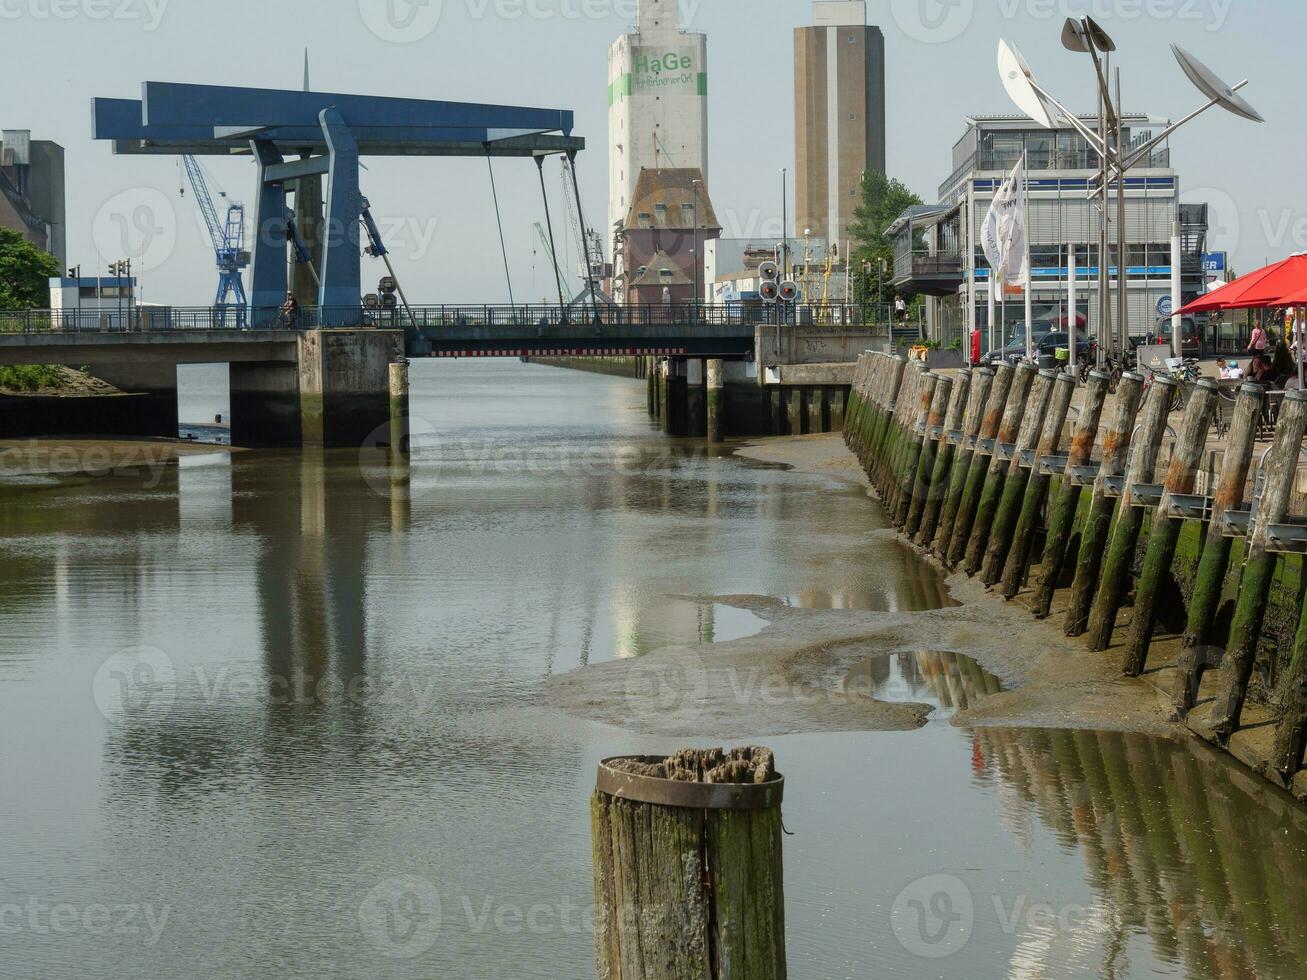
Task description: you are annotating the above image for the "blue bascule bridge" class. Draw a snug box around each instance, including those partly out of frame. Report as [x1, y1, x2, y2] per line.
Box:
[92, 82, 588, 328]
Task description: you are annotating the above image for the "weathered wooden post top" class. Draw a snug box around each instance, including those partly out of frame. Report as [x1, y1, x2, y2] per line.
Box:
[591, 747, 787, 980]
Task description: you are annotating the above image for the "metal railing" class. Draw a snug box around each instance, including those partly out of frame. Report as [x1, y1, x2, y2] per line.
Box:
[893, 250, 964, 283]
[0, 303, 884, 337]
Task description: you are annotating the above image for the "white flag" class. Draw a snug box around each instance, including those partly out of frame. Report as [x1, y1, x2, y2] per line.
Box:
[981, 157, 1029, 289]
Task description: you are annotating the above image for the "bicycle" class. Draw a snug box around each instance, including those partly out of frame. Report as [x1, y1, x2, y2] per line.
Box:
[1080, 340, 1133, 392]
[1142, 356, 1201, 413]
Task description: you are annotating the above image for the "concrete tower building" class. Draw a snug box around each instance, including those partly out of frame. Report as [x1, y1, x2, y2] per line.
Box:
[794, 0, 886, 247]
[607, 0, 709, 244]
[0, 130, 65, 265]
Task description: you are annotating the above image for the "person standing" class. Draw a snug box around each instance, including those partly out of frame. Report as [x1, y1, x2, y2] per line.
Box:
[1248, 319, 1269, 357]
[894, 294, 907, 324]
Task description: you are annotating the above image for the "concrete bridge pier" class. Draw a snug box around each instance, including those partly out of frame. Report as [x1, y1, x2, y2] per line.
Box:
[685, 359, 706, 438]
[706, 358, 724, 444]
[85, 362, 179, 439]
[297, 330, 405, 448]
[230, 361, 302, 448]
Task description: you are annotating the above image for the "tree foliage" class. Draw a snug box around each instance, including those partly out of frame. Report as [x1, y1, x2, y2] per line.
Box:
[0, 228, 59, 309]
[847, 171, 924, 313]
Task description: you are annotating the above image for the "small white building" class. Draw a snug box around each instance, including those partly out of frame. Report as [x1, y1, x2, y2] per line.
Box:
[48, 276, 135, 328]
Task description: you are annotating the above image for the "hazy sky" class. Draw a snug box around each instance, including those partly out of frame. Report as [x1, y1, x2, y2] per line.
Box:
[7, 0, 1302, 305]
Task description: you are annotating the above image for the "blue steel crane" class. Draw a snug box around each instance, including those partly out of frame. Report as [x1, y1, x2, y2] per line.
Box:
[181, 154, 248, 324]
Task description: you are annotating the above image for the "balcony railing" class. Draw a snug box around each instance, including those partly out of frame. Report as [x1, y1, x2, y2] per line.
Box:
[893, 250, 964, 284]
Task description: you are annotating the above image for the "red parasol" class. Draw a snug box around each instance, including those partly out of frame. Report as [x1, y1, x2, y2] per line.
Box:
[1178, 254, 1307, 314]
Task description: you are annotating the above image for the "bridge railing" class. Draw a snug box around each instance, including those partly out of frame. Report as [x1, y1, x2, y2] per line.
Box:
[0, 303, 888, 335]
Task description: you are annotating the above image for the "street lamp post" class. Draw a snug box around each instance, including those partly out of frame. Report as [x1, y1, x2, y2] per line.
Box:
[692, 178, 702, 321]
[998, 22, 1261, 368]
[780, 167, 789, 281]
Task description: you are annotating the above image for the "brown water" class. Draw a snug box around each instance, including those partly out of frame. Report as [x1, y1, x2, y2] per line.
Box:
[1, 360, 1305, 979]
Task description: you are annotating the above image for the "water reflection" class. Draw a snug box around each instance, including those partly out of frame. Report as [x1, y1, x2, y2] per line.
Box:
[17, 363, 1297, 979]
[844, 650, 1003, 720]
[972, 728, 1307, 979]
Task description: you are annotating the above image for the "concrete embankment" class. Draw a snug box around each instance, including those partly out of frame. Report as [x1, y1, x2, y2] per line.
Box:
[845, 351, 1307, 802]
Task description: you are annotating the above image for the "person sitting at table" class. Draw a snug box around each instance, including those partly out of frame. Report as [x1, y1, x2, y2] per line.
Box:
[1249, 354, 1276, 385]
[1217, 358, 1243, 380]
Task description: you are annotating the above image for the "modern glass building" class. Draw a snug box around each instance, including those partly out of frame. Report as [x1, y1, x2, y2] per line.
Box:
[890, 114, 1208, 352]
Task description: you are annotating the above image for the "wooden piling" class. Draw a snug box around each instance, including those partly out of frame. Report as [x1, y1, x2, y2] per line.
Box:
[932, 369, 993, 559]
[1171, 388, 1263, 715]
[1030, 371, 1112, 617]
[905, 374, 953, 537]
[999, 372, 1077, 599]
[1271, 671, 1307, 783]
[963, 362, 1038, 577]
[862, 357, 887, 461]
[591, 747, 786, 980]
[882, 363, 923, 505]
[1063, 373, 1145, 637]
[873, 359, 914, 495]
[1121, 381, 1219, 675]
[845, 356, 875, 458]
[892, 371, 939, 527]
[946, 363, 1015, 566]
[981, 370, 1057, 586]
[1208, 389, 1307, 742]
[1085, 377, 1178, 651]
[916, 370, 972, 547]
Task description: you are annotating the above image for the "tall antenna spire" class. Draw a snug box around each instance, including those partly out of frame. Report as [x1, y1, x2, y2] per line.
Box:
[303, 49, 310, 91]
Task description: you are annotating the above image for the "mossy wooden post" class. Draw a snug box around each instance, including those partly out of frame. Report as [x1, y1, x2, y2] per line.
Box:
[889, 366, 929, 516]
[874, 359, 913, 494]
[863, 356, 893, 466]
[933, 369, 993, 559]
[964, 362, 1038, 577]
[1208, 389, 1307, 742]
[872, 362, 902, 494]
[1271, 669, 1307, 784]
[1063, 373, 1145, 636]
[946, 363, 1014, 566]
[982, 370, 1057, 586]
[851, 357, 877, 472]
[873, 356, 907, 472]
[905, 374, 952, 537]
[1085, 376, 1177, 651]
[1030, 371, 1111, 616]
[1121, 381, 1219, 675]
[846, 357, 874, 458]
[591, 748, 786, 980]
[892, 371, 938, 527]
[917, 370, 972, 547]
[1000, 372, 1077, 600]
[1172, 389, 1262, 716]
[882, 363, 922, 504]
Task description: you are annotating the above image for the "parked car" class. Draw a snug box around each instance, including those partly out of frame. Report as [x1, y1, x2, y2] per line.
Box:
[980, 329, 1092, 368]
[1145, 316, 1204, 358]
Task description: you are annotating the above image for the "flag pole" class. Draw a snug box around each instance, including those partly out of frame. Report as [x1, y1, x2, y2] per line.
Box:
[987, 270, 996, 356]
[1023, 147, 1034, 362]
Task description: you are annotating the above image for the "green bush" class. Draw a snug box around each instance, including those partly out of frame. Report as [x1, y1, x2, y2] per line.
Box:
[0, 365, 64, 391]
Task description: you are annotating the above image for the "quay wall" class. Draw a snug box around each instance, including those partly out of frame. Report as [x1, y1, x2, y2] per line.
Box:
[843, 351, 1307, 802]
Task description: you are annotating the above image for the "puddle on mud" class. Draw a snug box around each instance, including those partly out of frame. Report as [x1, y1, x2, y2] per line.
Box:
[843, 650, 1004, 721]
[698, 602, 770, 644]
